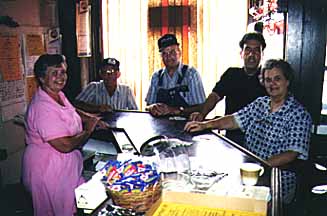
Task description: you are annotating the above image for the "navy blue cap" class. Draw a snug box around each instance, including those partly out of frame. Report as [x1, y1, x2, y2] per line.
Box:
[158, 34, 179, 52]
[101, 58, 120, 70]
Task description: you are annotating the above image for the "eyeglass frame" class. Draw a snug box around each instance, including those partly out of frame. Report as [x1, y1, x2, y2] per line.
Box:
[160, 48, 180, 58]
[100, 68, 118, 75]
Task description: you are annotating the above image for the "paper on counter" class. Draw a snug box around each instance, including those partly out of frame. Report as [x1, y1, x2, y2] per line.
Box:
[83, 138, 117, 155]
[227, 185, 271, 201]
[75, 173, 108, 210]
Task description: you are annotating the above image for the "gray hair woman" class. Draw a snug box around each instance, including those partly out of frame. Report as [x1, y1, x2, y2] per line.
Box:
[185, 59, 312, 206]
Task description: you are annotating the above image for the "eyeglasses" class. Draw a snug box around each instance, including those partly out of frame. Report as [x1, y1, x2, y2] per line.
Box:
[243, 47, 262, 55]
[49, 69, 67, 77]
[101, 69, 116, 75]
[161, 49, 179, 58]
[264, 75, 284, 83]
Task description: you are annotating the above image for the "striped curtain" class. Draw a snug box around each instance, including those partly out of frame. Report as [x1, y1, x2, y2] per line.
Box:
[148, 0, 198, 81]
[101, 0, 149, 110]
[102, 0, 248, 116]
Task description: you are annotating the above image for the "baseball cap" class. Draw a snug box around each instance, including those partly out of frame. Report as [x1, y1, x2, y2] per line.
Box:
[158, 34, 179, 52]
[101, 58, 120, 70]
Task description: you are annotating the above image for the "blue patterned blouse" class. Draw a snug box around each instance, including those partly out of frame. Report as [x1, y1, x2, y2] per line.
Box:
[234, 95, 312, 203]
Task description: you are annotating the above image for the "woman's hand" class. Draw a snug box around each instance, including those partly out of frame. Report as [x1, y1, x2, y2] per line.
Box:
[84, 115, 100, 134]
[48, 116, 99, 154]
[96, 120, 110, 129]
[184, 121, 208, 132]
[98, 104, 112, 113]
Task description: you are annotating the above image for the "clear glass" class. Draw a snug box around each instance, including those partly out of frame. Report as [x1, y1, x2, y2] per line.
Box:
[158, 146, 192, 191]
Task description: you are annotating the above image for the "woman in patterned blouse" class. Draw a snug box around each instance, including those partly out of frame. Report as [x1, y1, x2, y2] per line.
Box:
[184, 59, 312, 205]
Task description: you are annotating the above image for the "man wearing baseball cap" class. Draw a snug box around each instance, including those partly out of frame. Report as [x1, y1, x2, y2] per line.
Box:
[145, 34, 206, 116]
[75, 57, 138, 112]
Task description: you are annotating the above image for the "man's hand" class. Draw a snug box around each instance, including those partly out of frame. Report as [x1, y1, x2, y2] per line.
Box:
[147, 103, 172, 116]
[189, 112, 205, 121]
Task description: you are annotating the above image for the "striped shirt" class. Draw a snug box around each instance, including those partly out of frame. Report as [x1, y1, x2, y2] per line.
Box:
[145, 63, 206, 106]
[75, 81, 138, 110]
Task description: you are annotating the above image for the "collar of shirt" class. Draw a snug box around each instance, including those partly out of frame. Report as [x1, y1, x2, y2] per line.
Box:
[255, 94, 294, 123]
[242, 67, 261, 78]
[274, 93, 294, 114]
[38, 87, 65, 105]
[162, 62, 183, 77]
[100, 80, 120, 97]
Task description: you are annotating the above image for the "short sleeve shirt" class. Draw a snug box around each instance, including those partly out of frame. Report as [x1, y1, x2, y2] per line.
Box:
[145, 63, 206, 106]
[26, 87, 83, 145]
[234, 95, 312, 203]
[23, 87, 84, 215]
[212, 67, 266, 115]
[76, 81, 138, 110]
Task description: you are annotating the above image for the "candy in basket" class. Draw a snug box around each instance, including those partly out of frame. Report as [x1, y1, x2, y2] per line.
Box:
[101, 160, 162, 213]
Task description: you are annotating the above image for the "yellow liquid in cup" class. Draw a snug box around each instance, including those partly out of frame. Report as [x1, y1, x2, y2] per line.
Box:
[240, 163, 264, 186]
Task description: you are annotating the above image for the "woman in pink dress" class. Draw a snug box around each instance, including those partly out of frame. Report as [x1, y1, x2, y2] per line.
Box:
[22, 54, 106, 216]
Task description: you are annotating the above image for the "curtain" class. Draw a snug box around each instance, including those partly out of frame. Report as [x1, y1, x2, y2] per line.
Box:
[102, 0, 248, 116]
[102, 0, 149, 110]
[147, 0, 198, 78]
[197, 0, 248, 117]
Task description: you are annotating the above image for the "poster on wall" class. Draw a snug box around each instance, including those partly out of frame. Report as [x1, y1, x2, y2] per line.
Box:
[0, 34, 25, 106]
[26, 34, 45, 56]
[0, 34, 26, 122]
[76, 0, 92, 57]
[46, 27, 62, 54]
[0, 35, 22, 81]
[25, 34, 46, 76]
[26, 76, 38, 104]
[247, 0, 285, 60]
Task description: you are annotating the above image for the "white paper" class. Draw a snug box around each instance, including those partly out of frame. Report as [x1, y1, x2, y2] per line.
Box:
[83, 138, 117, 155]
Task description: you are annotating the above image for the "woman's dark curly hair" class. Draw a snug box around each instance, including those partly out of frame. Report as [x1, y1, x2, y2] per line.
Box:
[34, 54, 66, 79]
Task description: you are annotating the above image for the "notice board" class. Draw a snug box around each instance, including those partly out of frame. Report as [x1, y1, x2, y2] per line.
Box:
[0, 27, 45, 123]
[0, 34, 25, 123]
[0, 25, 61, 124]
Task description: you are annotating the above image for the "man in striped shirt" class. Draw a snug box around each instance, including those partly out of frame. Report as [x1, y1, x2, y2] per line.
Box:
[145, 34, 206, 116]
[75, 58, 138, 113]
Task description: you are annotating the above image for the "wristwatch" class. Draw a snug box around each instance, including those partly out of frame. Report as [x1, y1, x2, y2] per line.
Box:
[178, 106, 184, 115]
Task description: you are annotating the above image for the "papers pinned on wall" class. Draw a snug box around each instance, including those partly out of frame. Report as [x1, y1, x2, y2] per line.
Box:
[0, 35, 22, 81]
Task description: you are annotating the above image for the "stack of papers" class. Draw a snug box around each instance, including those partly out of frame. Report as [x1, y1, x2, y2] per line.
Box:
[227, 185, 271, 201]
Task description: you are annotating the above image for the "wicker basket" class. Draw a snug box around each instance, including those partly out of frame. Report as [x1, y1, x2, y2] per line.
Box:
[108, 182, 162, 212]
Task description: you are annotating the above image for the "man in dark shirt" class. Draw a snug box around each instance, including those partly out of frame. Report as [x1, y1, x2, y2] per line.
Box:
[188, 32, 267, 146]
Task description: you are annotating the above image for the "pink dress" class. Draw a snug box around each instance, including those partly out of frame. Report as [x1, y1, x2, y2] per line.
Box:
[22, 87, 85, 216]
